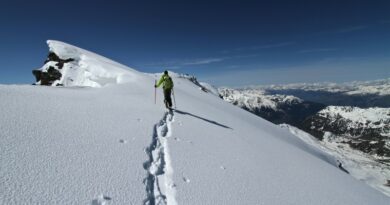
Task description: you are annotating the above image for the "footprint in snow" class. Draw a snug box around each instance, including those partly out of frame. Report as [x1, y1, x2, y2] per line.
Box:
[220, 166, 226, 170]
[183, 177, 190, 183]
[91, 195, 111, 205]
[119, 139, 127, 144]
[168, 182, 177, 189]
[136, 118, 142, 122]
[174, 137, 181, 141]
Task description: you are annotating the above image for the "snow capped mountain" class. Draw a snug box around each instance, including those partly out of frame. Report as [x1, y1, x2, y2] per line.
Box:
[302, 106, 390, 158]
[318, 106, 390, 131]
[218, 87, 325, 126]
[1, 40, 389, 204]
[258, 78, 390, 96]
[255, 79, 390, 108]
[219, 87, 303, 110]
[33, 40, 141, 87]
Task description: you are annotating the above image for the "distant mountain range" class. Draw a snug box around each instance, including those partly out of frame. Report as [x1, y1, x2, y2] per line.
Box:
[218, 80, 390, 158]
[301, 106, 390, 159]
[218, 87, 325, 127]
[251, 79, 390, 107]
[217, 79, 390, 195]
[254, 78, 390, 96]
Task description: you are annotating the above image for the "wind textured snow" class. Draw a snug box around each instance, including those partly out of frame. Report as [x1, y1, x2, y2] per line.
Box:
[0, 40, 389, 204]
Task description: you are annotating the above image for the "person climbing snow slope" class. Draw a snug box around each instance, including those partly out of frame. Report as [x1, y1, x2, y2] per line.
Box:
[155, 70, 174, 109]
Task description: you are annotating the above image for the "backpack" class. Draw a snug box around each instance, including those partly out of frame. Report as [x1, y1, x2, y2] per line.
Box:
[164, 76, 174, 90]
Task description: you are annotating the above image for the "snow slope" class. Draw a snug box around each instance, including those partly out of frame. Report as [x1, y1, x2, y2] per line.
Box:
[1, 41, 389, 204]
[280, 124, 390, 196]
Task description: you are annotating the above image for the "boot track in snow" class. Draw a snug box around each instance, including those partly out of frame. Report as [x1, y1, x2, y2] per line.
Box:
[143, 110, 177, 205]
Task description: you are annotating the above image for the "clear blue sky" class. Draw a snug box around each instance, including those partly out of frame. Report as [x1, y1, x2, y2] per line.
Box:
[0, 0, 389, 86]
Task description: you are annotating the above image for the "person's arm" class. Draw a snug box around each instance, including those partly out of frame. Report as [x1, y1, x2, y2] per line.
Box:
[155, 75, 165, 87]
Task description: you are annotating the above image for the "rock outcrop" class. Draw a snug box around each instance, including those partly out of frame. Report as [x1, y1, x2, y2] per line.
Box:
[32, 52, 74, 86]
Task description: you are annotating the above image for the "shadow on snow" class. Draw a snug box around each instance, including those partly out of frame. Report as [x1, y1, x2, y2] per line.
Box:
[173, 109, 233, 130]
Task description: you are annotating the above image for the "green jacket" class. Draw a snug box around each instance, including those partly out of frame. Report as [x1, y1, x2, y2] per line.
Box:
[156, 74, 174, 90]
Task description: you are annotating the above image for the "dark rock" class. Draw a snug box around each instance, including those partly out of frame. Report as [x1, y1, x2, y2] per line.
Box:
[385, 180, 390, 187]
[32, 66, 62, 86]
[48, 66, 62, 79]
[33, 52, 74, 85]
[44, 52, 74, 69]
[32, 70, 41, 82]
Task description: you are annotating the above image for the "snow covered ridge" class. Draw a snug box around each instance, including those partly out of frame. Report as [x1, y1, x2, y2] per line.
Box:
[171, 73, 220, 96]
[32, 40, 140, 87]
[255, 78, 390, 96]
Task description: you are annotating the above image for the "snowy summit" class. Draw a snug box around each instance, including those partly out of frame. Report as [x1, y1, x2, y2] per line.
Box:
[33, 40, 140, 87]
[0, 40, 389, 204]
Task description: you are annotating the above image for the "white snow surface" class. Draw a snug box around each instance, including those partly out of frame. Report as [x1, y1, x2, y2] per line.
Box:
[1, 40, 389, 204]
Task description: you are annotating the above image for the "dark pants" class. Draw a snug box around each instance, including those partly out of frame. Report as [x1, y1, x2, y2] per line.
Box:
[163, 89, 173, 108]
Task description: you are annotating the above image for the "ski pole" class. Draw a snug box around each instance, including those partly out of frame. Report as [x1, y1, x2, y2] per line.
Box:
[154, 80, 157, 104]
[172, 88, 176, 109]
